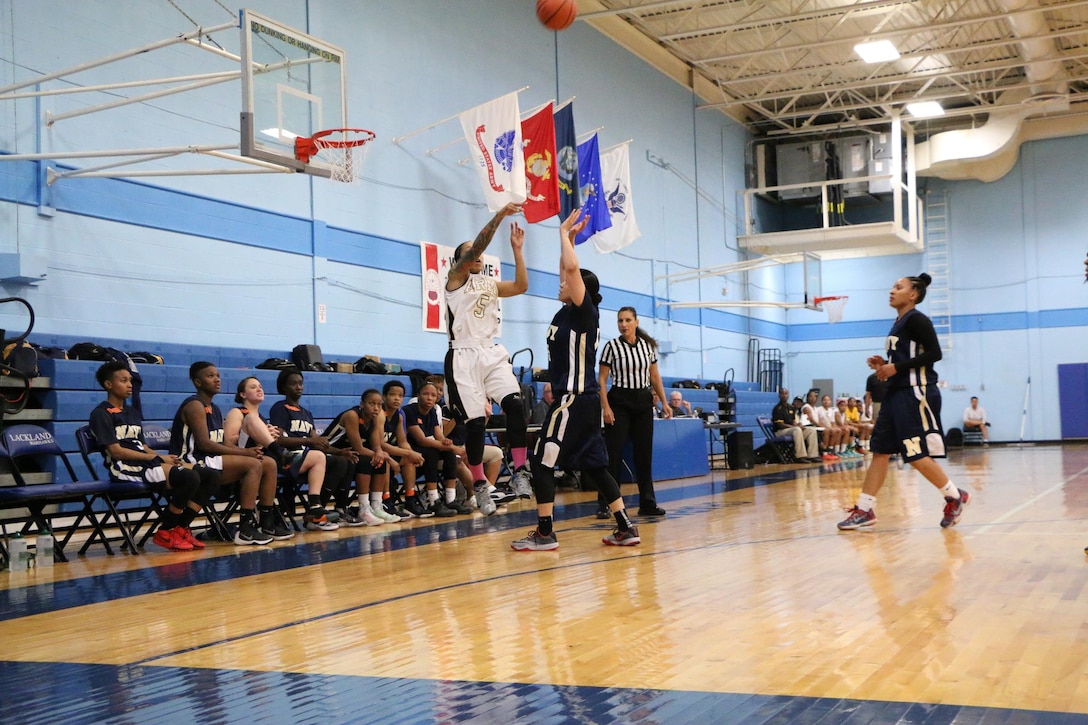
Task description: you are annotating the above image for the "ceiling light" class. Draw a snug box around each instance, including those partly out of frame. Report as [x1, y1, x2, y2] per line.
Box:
[905, 101, 945, 118]
[854, 40, 900, 63]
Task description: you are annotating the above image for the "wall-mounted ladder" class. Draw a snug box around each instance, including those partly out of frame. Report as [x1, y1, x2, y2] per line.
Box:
[924, 189, 952, 352]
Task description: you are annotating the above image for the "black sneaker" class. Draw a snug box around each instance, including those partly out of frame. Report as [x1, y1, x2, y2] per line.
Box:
[234, 517, 274, 546]
[595, 507, 611, 520]
[259, 508, 295, 540]
[403, 495, 434, 518]
[430, 498, 457, 518]
[447, 498, 473, 515]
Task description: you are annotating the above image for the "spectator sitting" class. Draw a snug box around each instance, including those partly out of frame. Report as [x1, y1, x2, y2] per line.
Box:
[847, 397, 873, 452]
[651, 391, 665, 418]
[668, 390, 693, 418]
[802, 390, 835, 461]
[771, 387, 820, 463]
[838, 397, 868, 455]
[530, 382, 553, 425]
[963, 396, 990, 445]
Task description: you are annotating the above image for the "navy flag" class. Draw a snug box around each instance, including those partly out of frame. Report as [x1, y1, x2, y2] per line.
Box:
[554, 101, 580, 219]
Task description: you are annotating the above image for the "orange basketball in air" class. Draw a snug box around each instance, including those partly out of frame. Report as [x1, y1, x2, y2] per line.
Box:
[537, 0, 577, 31]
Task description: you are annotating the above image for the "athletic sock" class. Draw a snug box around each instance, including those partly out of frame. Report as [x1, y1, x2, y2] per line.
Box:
[857, 493, 877, 512]
[160, 507, 181, 530]
[511, 447, 527, 470]
[469, 462, 486, 482]
[939, 481, 960, 499]
[177, 506, 198, 528]
[307, 494, 321, 509]
[370, 492, 383, 510]
[538, 515, 553, 536]
[613, 508, 632, 531]
[444, 487, 457, 503]
[427, 489, 439, 504]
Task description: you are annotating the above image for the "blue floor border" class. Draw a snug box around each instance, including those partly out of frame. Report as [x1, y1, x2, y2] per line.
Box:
[1, 661, 1084, 725]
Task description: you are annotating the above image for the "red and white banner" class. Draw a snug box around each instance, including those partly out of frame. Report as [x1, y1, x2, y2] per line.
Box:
[459, 92, 527, 211]
[520, 102, 560, 223]
[420, 241, 502, 333]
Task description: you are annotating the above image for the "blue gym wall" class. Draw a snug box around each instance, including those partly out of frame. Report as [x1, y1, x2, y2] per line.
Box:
[0, 1, 1085, 442]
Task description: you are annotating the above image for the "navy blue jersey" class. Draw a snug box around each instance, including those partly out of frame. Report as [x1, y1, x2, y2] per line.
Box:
[268, 400, 317, 438]
[324, 406, 378, 450]
[403, 402, 441, 450]
[383, 407, 406, 445]
[89, 401, 167, 484]
[884, 308, 942, 390]
[546, 294, 600, 396]
[169, 395, 224, 464]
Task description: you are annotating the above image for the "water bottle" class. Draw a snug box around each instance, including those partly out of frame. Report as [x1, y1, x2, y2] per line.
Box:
[7, 533, 29, 572]
[36, 529, 54, 568]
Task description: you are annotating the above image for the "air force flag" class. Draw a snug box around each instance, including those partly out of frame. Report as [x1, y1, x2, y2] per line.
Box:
[574, 133, 612, 245]
[459, 92, 527, 211]
[592, 143, 641, 253]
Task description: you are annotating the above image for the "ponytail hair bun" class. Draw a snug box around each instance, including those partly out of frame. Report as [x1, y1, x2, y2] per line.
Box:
[908, 273, 932, 303]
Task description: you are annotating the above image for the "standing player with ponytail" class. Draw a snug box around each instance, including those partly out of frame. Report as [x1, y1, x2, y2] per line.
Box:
[511, 209, 639, 551]
[838, 273, 970, 531]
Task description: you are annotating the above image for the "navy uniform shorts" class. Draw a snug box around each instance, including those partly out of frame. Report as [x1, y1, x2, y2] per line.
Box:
[869, 384, 946, 462]
[531, 392, 609, 471]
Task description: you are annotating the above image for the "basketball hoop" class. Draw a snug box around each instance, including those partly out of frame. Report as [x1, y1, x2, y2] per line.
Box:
[815, 295, 849, 323]
[295, 128, 375, 183]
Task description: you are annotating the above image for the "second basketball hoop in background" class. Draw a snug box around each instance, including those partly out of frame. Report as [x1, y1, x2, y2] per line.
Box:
[295, 128, 376, 183]
[815, 296, 849, 324]
[537, 0, 577, 31]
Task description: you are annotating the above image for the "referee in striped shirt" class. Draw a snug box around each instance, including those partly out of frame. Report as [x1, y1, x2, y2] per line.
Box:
[598, 306, 671, 517]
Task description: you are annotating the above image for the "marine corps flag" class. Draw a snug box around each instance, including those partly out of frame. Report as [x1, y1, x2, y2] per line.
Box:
[592, 142, 641, 253]
[520, 102, 560, 223]
[554, 101, 580, 219]
[459, 92, 527, 212]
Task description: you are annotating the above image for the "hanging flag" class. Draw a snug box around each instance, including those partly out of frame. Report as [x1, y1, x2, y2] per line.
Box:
[520, 102, 560, 223]
[420, 241, 502, 333]
[592, 143, 641, 253]
[553, 101, 580, 219]
[459, 92, 527, 211]
[574, 133, 612, 245]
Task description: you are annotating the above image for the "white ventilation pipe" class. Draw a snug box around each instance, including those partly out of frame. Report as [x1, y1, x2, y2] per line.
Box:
[916, 0, 1068, 181]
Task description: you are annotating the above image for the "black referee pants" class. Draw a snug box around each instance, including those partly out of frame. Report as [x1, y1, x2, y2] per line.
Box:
[599, 387, 658, 510]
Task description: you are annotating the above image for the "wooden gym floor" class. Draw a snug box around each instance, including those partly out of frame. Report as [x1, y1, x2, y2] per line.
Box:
[1, 444, 1087, 724]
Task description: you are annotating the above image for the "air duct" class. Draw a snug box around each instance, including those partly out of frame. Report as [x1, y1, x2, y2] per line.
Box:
[915, 0, 1069, 182]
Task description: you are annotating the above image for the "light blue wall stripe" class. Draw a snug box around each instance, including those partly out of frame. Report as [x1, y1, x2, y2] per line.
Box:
[2, 156, 1082, 345]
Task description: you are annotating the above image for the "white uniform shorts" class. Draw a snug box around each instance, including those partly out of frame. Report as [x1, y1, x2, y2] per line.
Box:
[445, 343, 520, 421]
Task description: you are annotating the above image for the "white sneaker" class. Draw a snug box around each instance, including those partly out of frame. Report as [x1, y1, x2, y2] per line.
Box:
[465, 494, 479, 510]
[360, 504, 384, 526]
[474, 483, 497, 516]
[510, 467, 533, 499]
[375, 505, 402, 523]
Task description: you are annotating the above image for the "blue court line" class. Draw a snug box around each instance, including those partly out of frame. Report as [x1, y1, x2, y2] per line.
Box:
[0, 469, 801, 622]
[3, 660, 1085, 725]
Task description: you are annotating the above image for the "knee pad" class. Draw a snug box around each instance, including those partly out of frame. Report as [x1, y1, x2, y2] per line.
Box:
[465, 417, 487, 465]
[500, 393, 527, 446]
[166, 466, 200, 509]
[193, 465, 222, 505]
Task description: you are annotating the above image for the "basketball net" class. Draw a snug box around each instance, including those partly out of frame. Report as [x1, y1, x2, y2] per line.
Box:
[296, 128, 375, 184]
[816, 296, 848, 324]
